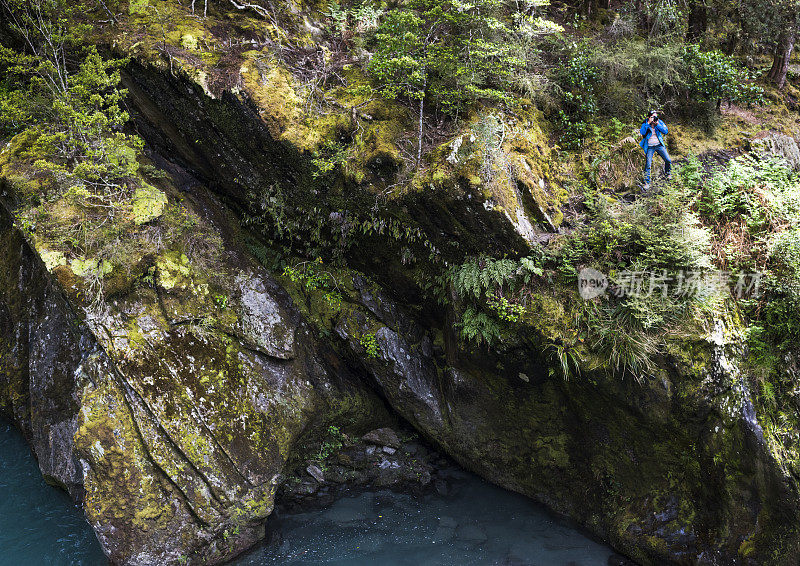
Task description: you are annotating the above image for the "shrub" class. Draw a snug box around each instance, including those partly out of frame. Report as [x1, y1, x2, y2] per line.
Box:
[589, 39, 684, 119]
[554, 40, 602, 148]
[0, 0, 140, 195]
[680, 44, 763, 110]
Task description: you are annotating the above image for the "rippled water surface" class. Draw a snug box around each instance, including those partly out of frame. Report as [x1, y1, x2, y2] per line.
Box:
[2, 419, 615, 566]
[236, 472, 615, 566]
[0, 420, 105, 566]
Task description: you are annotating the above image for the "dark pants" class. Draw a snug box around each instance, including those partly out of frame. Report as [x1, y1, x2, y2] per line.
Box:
[644, 144, 672, 184]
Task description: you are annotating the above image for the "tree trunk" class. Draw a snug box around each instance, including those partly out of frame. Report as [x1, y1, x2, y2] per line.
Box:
[686, 0, 707, 42]
[634, 0, 649, 33]
[767, 30, 796, 89]
[417, 95, 424, 165]
[723, 31, 738, 56]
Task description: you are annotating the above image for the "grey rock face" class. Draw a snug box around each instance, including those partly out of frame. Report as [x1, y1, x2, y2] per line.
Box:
[0, 202, 96, 499]
[236, 273, 296, 359]
[306, 464, 325, 483]
[750, 130, 800, 170]
[326, 261, 800, 566]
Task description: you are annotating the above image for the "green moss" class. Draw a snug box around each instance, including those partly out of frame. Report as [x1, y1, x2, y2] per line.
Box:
[70, 257, 113, 277]
[155, 251, 191, 290]
[132, 183, 168, 225]
[39, 248, 67, 271]
[129, 0, 149, 15]
[240, 58, 312, 149]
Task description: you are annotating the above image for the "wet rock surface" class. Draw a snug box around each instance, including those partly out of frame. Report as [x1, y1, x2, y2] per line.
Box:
[276, 426, 460, 513]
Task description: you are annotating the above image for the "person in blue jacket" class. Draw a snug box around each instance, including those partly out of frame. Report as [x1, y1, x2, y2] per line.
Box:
[639, 110, 671, 190]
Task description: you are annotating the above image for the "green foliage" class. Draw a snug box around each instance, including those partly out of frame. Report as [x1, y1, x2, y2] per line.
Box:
[325, 1, 383, 39]
[746, 324, 780, 370]
[588, 39, 685, 119]
[581, 297, 665, 376]
[446, 254, 543, 345]
[675, 152, 703, 192]
[359, 332, 380, 358]
[487, 294, 526, 322]
[548, 37, 762, 135]
[770, 228, 800, 279]
[316, 425, 346, 461]
[680, 45, 763, 108]
[244, 173, 438, 272]
[1, 1, 141, 194]
[457, 305, 502, 345]
[683, 153, 800, 354]
[283, 259, 343, 310]
[449, 256, 520, 300]
[367, 0, 544, 114]
[697, 155, 798, 228]
[546, 340, 581, 380]
[759, 287, 800, 351]
[311, 140, 350, 178]
[641, 0, 687, 37]
[559, 187, 712, 275]
[554, 40, 602, 148]
[552, 182, 719, 376]
[367, 10, 426, 103]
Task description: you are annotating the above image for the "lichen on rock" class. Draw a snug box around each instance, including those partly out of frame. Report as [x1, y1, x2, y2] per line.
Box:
[132, 184, 168, 225]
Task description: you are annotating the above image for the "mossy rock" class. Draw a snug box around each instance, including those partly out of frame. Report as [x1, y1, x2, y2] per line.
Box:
[132, 183, 168, 225]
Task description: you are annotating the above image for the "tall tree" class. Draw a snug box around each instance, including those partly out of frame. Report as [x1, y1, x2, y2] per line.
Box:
[367, 0, 555, 163]
[735, 0, 799, 87]
[767, 27, 796, 88]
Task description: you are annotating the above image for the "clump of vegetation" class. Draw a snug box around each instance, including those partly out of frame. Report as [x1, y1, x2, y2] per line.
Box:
[359, 332, 380, 358]
[445, 254, 543, 346]
[316, 425, 346, 464]
[0, 1, 141, 191]
[367, 0, 557, 159]
[0, 0, 225, 309]
[554, 40, 602, 148]
[687, 153, 800, 353]
[283, 259, 344, 310]
[550, 37, 763, 146]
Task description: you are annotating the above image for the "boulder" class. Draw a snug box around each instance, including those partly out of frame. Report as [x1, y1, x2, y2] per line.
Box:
[362, 428, 401, 449]
[0, 182, 388, 565]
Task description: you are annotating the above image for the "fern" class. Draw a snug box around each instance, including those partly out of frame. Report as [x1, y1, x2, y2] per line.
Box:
[447, 254, 545, 346]
[458, 306, 502, 346]
[449, 256, 523, 299]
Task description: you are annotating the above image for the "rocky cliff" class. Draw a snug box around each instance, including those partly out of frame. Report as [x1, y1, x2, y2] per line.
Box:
[2, 3, 800, 565]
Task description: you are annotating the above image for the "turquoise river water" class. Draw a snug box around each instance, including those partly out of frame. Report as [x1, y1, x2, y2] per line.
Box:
[1, 419, 617, 565]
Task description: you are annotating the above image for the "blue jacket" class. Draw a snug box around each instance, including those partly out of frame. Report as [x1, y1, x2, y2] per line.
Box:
[639, 119, 668, 152]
